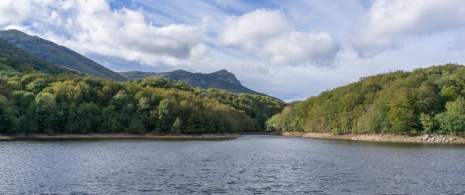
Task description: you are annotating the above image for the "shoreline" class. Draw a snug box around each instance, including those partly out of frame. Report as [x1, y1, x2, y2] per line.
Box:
[0, 133, 240, 140]
[3, 132, 465, 144]
[280, 132, 465, 144]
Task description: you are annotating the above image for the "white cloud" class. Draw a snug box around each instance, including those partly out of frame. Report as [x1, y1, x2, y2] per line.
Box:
[71, 1, 207, 66]
[219, 9, 290, 51]
[0, 0, 41, 24]
[219, 9, 341, 66]
[2, 0, 206, 67]
[264, 31, 340, 66]
[350, 0, 465, 58]
[0, 0, 75, 25]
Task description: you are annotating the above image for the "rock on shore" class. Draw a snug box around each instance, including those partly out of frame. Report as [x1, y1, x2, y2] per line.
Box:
[300, 133, 465, 144]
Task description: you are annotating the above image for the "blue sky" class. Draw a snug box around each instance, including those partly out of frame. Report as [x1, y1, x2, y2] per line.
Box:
[1, 0, 465, 101]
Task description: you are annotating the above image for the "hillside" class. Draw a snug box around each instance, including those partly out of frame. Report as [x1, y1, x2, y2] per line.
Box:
[119, 69, 259, 94]
[0, 39, 77, 75]
[0, 61, 285, 134]
[0, 29, 126, 81]
[0, 59, 22, 76]
[268, 64, 465, 136]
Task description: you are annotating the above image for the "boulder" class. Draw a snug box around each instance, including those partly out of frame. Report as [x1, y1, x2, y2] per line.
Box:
[422, 134, 430, 140]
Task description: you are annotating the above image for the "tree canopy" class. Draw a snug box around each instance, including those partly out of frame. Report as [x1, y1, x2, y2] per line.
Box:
[0, 58, 285, 135]
[268, 64, 465, 135]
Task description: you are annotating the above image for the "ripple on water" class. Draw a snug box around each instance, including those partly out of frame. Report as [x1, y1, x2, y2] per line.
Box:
[0, 136, 465, 194]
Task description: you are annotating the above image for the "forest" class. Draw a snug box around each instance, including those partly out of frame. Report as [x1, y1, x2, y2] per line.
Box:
[267, 63, 465, 136]
[0, 58, 285, 135]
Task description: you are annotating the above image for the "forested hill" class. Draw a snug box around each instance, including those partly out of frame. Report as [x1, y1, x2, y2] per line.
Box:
[268, 64, 465, 136]
[0, 30, 126, 81]
[119, 69, 259, 94]
[0, 38, 77, 75]
[0, 59, 285, 135]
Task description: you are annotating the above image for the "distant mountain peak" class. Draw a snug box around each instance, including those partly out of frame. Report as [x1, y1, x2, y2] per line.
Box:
[212, 69, 230, 74]
[1, 29, 34, 39]
[119, 69, 259, 94]
[171, 69, 189, 74]
[209, 69, 241, 85]
[2, 29, 26, 35]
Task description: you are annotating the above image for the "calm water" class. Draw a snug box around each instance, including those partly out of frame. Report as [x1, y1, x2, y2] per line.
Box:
[1, 135, 465, 194]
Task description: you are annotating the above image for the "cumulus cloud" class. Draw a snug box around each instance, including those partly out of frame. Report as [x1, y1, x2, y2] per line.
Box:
[264, 32, 340, 65]
[0, 0, 46, 24]
[1, 0, 206, 66]
[219, 9, 341, 66]
[219, 10, 290, 51]
[350, 0, 465, 58]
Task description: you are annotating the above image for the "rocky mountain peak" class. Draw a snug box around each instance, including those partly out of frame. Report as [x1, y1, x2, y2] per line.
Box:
[212, 69, 231, 74]
[210, 69, 240, 85]
[2, 29, 27, 36]
[119, 69, 258, 94]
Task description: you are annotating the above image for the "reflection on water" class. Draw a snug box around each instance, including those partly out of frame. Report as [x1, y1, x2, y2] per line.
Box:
[1, 135, 464, 194]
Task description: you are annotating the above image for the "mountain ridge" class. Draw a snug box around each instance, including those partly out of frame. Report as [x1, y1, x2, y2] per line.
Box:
[119, 69, 260, 94]
[0, 29, 126, 81]
[0, 38, 78, 75]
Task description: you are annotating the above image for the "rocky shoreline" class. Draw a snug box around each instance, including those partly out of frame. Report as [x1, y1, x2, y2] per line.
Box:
[348, 134, 464, 144]
[281, 132, 465, 144]
[0, 133, 240, 140]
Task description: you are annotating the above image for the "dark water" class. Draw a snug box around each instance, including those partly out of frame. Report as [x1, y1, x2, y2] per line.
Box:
[1, 135, 465, 194]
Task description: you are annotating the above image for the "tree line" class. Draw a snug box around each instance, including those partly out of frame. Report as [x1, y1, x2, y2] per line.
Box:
[268, 64, 465, 136]
[0, 58, 285, 135]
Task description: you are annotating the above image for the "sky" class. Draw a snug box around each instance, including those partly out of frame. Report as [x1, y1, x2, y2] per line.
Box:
[1, 0, 465, 101]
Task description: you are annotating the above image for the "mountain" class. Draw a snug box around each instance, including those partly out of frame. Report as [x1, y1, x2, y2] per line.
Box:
[268, 63, 465, 136]
[0, 29, 126, 81]
[0, 38, 77, 75]
[119, 69, 260, 94]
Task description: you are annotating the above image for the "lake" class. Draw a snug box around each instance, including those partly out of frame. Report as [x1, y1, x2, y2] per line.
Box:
[1, 135, 464, 194]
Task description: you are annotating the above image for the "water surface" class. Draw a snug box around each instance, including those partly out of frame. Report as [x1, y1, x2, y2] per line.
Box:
[1, 135, 464, 194]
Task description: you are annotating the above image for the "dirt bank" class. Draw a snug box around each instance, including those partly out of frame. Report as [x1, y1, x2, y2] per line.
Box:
[2, 133, 240, 140]
[280, 132, 306, 137]
[300, 133, 465, 144]
[0, 135, 13, 140]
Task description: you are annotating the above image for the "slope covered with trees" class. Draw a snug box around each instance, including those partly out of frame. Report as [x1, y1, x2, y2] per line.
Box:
[268, 64, 465, 135]
[0, 39, 77, 75]
[0, 29, 126, 81]
[0, 58, 285, 135]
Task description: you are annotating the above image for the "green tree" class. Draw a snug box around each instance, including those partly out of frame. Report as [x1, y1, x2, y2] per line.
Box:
[98, 105, 124, 133]
[354, 105, 382, 134]
[157, 99, 173, 132]
[171, 117, 182, 134]
[127, 117, 145, 134]
[419, 113, 434, 134]
[66, 102, 100, 133]
[0, 95, 15, 134]
[387, 87, 416, 134]
[34, 93, 62, 134]
[435, 96, 465, 135]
